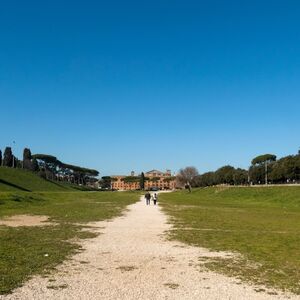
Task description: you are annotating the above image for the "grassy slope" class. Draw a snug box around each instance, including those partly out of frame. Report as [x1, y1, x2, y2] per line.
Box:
[0, 191, 140, 294]
[0, 167, 75, 192]
[160, 187, 300, 294]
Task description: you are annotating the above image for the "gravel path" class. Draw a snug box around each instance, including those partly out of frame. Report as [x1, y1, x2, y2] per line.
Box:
[2, 195, 298, 300]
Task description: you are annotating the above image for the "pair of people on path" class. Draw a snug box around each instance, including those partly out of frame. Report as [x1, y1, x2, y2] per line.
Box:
[145, 192, 158, 205]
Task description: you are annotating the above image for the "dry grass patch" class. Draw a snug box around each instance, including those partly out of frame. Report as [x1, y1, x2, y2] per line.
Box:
[47, 284, 68, 290]
[164, 283, 180, 289]
[116, 266, 137, 272]
[0, 215, 55, 227]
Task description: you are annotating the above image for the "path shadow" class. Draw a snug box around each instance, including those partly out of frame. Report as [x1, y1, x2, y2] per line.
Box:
[0, 179, 31, 192]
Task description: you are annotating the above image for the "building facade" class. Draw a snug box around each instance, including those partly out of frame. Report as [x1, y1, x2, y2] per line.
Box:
[111, 170, 176, 191]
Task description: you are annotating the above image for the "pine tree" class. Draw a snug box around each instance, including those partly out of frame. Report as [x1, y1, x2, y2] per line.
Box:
[3, 147, 13, 167]
[23, 148, 32, 170]
[140, 172, 145, 190]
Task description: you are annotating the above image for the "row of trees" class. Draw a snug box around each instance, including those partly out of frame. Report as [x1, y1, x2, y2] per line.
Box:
[0, 147, 99, 186]
[249, 153, 300, 184]
[178, 150, 300, 188]
[176, 166, 246, 188]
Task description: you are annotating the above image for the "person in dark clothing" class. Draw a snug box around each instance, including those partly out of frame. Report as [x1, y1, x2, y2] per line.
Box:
[153, 193, 158, 205]
[145, 192, 151, 205]
[185, 183, 192, 193]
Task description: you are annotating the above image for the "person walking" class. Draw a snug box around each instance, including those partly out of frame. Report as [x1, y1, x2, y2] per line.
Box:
[153, 193, 158, 205]
[145, 192, 151, 205]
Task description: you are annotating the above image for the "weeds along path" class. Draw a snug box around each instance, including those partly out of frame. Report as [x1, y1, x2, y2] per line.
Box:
[2, 195, 298, 300]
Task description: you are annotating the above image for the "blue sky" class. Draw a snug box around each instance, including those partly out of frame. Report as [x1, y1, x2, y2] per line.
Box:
[1, 1, 299, 176]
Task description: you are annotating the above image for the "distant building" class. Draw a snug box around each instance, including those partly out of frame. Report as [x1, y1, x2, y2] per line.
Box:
[111, 169, 176, 191]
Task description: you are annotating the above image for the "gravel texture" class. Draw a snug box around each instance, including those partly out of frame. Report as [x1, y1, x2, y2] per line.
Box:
[2, 195, 298, 300]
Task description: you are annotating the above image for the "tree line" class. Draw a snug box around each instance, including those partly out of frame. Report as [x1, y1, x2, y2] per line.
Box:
[177, 149, 300, 188]
[0, 146, 99, 186]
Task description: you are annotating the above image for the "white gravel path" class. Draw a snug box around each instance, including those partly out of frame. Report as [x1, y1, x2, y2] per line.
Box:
[2, 195, 298, 300]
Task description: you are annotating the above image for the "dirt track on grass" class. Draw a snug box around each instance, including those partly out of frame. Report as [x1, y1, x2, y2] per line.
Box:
[0, 215, 53, 227]
[2, 195, 298, 300]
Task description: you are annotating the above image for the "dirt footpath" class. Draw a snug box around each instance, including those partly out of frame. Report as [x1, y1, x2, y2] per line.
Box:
[2, 195, 298, 300]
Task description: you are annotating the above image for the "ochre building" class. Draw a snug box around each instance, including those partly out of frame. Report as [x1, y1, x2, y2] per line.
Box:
[111, 170, 176, 191]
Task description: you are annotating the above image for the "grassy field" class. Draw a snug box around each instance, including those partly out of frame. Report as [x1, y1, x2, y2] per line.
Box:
[0, 186, 139, 294]
[159, 186, 300, 294]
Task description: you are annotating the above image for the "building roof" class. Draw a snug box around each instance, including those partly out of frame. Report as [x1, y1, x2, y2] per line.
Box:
[111, 169, 171, 177]
[146, 170, 164, 175]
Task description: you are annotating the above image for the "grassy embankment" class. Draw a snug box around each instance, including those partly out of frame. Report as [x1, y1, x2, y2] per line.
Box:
[0, 167, 139, 294]
[0, 167, 92, 192]
[160, 186, 300, 294]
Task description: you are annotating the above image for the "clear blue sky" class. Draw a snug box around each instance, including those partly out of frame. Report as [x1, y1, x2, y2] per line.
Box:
[1, 1, 299, 176]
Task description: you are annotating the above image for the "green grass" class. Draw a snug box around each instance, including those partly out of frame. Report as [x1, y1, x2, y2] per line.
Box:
[0, 167, 78, 192]
[0, 191, 139, 294]
[160, 186, 300, 294]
